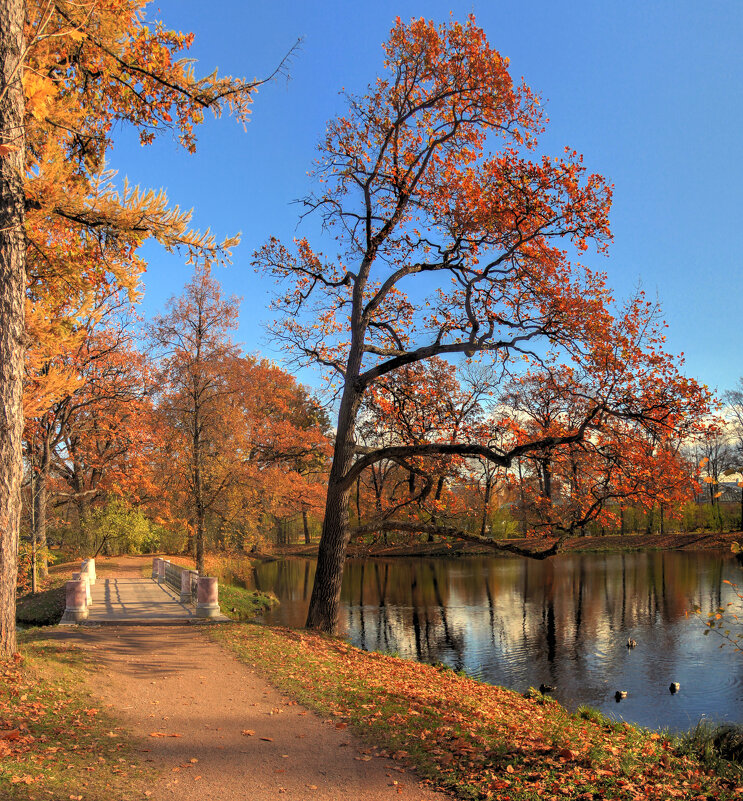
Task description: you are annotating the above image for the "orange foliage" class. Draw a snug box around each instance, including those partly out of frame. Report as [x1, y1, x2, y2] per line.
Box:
[254, 17, 712, 630]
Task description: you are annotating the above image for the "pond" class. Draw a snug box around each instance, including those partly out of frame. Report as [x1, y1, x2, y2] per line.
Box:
[246, 550, 743, 732]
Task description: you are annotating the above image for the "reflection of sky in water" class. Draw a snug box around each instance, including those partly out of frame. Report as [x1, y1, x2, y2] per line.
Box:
[258, 551, 743, 731]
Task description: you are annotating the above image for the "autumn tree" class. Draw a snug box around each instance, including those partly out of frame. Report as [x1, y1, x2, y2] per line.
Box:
[500, 369, 699, 539]
[0, 0, 293, 656]
[53, 326, 157, 539]
[354, 359, 489, 541]
[0, 0, 26, 657]
[149, 267, 244, 572]
[255, 17, 711, 633]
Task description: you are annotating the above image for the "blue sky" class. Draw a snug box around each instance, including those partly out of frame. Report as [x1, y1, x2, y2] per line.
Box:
[114, 1, 742, 395]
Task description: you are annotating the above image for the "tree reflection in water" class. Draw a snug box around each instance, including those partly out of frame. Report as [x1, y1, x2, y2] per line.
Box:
[255, 550, 743, 731]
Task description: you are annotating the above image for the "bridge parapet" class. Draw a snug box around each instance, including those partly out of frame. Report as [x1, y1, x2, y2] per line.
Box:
[154, 558, 217, 613]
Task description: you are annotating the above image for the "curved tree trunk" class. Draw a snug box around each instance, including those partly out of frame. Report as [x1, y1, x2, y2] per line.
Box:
[0, 0, 25, 658]
[305, 478, 352, 632]
[305, 360, 361, 632]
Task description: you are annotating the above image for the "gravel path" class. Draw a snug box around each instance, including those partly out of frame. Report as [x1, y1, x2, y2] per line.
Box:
[56, 559, 451, 801]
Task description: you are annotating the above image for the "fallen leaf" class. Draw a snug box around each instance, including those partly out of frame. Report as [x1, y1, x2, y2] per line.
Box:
[241, 729, 255, 736]
[260, 736, 274, 742]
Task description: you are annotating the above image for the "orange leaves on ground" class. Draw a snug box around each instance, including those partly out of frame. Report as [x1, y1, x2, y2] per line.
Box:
[216, 625, 736, 801]
[149, 732, 182, 738]
[0, 644, 140, 792]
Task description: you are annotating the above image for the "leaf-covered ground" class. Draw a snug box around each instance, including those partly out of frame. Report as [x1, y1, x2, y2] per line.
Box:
[213, 623, 743, 801]
[0, 634, 147, 800]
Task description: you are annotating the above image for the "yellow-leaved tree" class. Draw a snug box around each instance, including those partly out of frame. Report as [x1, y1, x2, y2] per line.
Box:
[0, 0, 293, 657]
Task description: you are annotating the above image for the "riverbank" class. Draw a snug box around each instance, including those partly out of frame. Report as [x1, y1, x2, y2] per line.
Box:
[212, 622, 742, 800]
[271, 530, 741, 560]
[6, 621, 740, 801]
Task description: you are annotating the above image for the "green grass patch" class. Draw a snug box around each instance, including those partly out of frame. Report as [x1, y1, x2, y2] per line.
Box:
[15, 581, 66, 627]
[0, 632, 149, 800]
[672, 721, 743, 784]
[211, 623, 741, 800]
[217, 582, 277, 621]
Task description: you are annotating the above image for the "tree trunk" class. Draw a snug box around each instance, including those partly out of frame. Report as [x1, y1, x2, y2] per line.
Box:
[305, 477, 352, 632]
[480, 475, 492, 538]
[0, 0, 25, 658]
[302, 509, 311, 545]
[517, 460, 528, 537]
[33, 436, 50, 579]
[355, 476, 361, 526]
[429, 475, 445, 542]
[306, 371, 360, 632]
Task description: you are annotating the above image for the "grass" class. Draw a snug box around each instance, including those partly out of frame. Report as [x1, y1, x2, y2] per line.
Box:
[15, 582, 66, 627]
[0, 632, 149, 800]
[673, 721, 743, 784]
[211, 622, 742, 801]
[216, 582, 277, 621]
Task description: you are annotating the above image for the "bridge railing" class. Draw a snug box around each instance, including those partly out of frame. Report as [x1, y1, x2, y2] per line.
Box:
[152, 558, 220, 618]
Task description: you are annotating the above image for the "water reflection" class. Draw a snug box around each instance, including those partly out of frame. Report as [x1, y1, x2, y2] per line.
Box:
[253, 550, 743, 731]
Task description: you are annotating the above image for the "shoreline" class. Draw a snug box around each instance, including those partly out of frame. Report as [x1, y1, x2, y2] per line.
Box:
[269, 530, 741, 560]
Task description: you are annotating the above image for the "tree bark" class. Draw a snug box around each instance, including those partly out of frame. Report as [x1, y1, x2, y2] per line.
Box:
[33, 435, 50, 579]
[302, 509, 311, 545]
[305, 476, 352, 632]
[480, 474, 492, 538]
[305, 365, 361, 632]
[0, 0, 25, 658]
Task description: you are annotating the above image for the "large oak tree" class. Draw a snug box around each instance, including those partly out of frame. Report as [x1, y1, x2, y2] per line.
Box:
[255, 17, 710, 633]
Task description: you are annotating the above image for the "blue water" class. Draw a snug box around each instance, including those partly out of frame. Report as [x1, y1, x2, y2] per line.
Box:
[254, 550, 743, 731]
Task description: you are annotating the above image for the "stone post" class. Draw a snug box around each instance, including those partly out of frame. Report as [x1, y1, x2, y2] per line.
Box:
[195, 577, 220, 618]
[72, 572, 91, 606]
[81, 558, 96, 585]
[157, 558, 167, 583]
[61, 580, 88, 622]
[180, 569, 192, 603]
[152, 557, 161, 579]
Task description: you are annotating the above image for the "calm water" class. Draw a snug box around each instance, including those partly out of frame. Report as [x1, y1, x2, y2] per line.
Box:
[247, 550, 743, 731]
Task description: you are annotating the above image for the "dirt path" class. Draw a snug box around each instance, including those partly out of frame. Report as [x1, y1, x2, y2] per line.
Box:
[58, 624, 450, 801]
